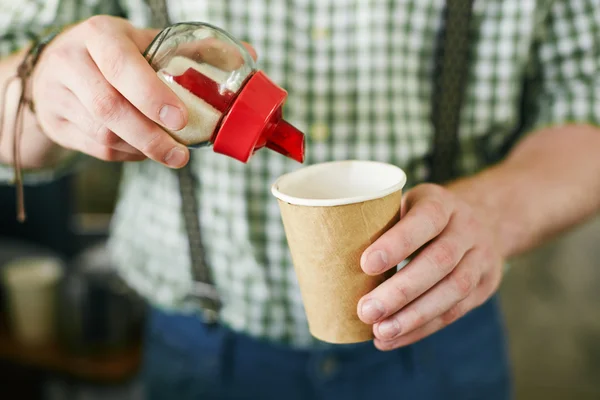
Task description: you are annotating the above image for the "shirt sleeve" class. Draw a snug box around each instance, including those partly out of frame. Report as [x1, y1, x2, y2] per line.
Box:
[0, 0, 126, 184]
[526, 0, 600, 131]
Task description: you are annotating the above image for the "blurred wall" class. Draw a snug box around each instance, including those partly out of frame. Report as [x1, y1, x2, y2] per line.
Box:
[501, 215, 600, 399]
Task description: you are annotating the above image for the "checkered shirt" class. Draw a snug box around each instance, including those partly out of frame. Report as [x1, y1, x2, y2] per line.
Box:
[1, 0, 599, 347]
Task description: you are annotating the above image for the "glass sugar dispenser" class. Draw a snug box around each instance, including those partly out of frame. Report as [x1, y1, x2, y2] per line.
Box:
[144, 22, 305, 163]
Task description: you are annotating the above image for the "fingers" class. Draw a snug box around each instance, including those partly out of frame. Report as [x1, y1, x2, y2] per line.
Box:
[358, 220, 473, 325]
[46, 87, 144, 155]
[361, 185, 454, 275]
[373, 297, 473, 351]
[373, 268, 491, 352]
[83, 16, 188, 131]
[45, 118, 146, 163]
[372, 248, 504, 351]
[353, 184, 504, 351]
[62, 50, 189, 167]
[371, 248, 482, 341]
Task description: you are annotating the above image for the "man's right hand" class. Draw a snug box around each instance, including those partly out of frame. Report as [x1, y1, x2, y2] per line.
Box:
[31, 15, 190, 167]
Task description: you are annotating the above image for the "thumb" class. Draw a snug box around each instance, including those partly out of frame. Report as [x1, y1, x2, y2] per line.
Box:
[242, 42, 258, 61]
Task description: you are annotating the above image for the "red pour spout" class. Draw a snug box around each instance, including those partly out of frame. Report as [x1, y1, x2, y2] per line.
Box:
[214, 71, 306, 163]
[266, 120, 305, 163]
[169, 65, 306, 164]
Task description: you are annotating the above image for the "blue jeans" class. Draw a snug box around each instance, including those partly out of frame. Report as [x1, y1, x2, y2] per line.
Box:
[142, 296, 512, 399]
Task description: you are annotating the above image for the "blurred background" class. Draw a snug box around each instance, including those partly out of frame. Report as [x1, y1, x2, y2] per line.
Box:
[0, 160, 598, 400]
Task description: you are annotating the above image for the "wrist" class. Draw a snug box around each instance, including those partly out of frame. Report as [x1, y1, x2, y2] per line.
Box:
[26, 28, 62, 112]
[0, 27, 63, 221]
[446, 164, 523, 260]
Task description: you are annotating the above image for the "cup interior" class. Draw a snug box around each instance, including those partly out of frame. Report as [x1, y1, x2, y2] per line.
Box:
[272, 160, 407, 206]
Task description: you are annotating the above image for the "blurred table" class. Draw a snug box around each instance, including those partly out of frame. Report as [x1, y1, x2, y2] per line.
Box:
[0, 314, 142, 384]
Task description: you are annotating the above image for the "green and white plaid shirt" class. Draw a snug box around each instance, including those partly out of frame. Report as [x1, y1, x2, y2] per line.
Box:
[1, 0, 599, 347]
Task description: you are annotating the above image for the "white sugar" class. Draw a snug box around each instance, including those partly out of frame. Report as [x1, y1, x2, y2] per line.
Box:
[165, 56, 229, 84]
[158, 56, 224, 145]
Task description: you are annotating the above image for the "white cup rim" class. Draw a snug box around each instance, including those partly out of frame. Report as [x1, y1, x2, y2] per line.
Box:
[271, 160, 407, 207]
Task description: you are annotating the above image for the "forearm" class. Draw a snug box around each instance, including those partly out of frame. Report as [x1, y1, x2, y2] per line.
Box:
[0, 48, 72, 169]
[448, 123, 600, 259]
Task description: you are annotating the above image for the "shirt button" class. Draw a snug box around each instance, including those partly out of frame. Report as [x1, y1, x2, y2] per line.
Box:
[311, 26, 330, 40]
[310, 122, 330, 142]
[319, 356, 338, 378]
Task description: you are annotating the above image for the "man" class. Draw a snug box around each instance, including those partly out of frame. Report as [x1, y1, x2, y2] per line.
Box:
[1, 0, 599, 399]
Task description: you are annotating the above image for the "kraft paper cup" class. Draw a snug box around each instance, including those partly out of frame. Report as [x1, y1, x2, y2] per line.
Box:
[2, 257, 63, 346]
[271, 160, 407, 343]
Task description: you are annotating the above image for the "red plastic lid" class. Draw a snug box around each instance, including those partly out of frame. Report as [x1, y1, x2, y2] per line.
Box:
[213, 71, 305, 163]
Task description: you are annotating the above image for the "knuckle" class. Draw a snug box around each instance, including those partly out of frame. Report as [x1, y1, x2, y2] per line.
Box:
[390, 281, 411, 307]
[452, 268, 476, 298]
[54, 94, 73, 112]
[423, 243, 456, 274]
[465, 214, 480, 231]
[84, 17, 127, 80]
[419, 183, 447, 199]
[137, 84, 157, 107]
[84, 15, 113, 34]
[40, 48, 80, 85]
[38, 49, 72, 82]
[140, 131, 167, 158]
[91, 91, 124, 122]
[92, 126, 120, 146]
[99, 45, 126, 80]
[397, 231, 414, 255]
[423, 200, 447, 234]
[45, 46, 70, 66]
[429, 239, 459, 271]
[440, 304, 463, 325]
[423, 183, 443, 194]
[406, 309, 427, 329]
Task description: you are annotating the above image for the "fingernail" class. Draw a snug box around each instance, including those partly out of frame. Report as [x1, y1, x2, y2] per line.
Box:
[164, 146, 187, 168]
[360, 298, 385, 323]
[378, 319, 400, 339]
[159, 104, 185, 130]
[363, 250, 388, 273]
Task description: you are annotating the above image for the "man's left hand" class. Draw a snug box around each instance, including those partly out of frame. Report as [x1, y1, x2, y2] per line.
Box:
[357, 183, 504, 350]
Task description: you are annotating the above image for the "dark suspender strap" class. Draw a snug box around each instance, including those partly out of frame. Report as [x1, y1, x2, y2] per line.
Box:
[429, 0, 475, 184]
[145, 0, 220, 321]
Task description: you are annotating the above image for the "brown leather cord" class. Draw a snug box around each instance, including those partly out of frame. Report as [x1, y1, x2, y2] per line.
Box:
[0, 76, 20, 220]
[0, 57, 33, 223]
[0, 31, 60, 223]
[13, 75, 27, 222]
[145, 0, 221, 322]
